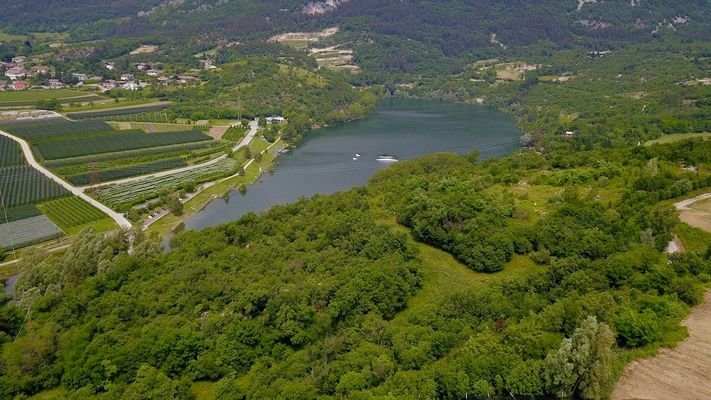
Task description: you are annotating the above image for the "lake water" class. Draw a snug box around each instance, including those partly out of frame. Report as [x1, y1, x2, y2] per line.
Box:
[184, 98, 521, 230]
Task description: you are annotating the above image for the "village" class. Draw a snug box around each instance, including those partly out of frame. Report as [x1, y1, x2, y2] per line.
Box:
[0, 49, 214, 93]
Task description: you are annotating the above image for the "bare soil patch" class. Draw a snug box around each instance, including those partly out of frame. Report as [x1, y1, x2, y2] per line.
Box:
[612, 292, 711, 400]
[208, 126, 229, 140]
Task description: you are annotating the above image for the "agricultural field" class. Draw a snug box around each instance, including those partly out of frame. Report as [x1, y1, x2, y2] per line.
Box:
[37, 197, 113, 233]
[66, 157, 187, 186]
[44, 141, 223, 169]
[0, 204, 41, 224]
[0, 89, 88, 102]
[644, 132, 711, 146]
[66, 102, 172, 120]
[0, 165, 68, 209]
[108, 121, 193, 133]
[222, 125, 248, 142]
[0, 118, 111, 140]
[0, 215, 62, 250]
[0, 135, 25, 167]
[93, 158, 237, 210]
[33, 130, 211, 160]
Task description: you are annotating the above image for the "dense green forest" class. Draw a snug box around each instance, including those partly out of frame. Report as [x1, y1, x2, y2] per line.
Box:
[1, 137, 710, 398]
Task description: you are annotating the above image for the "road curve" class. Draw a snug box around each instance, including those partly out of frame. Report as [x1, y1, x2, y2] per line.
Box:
[80, 120, 260, 190]
[0, 128, 132, 230]
[675, 192, 711, 210]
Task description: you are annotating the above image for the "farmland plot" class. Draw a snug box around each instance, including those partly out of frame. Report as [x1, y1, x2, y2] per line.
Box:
[67, 158, 187, 185]
[67, 102, 171, 120]
[0, 165, 68, 207]
[94, 158, 237, 209]
[0, 118, 110, 140]
[38, 197, 108, 231]
[0, 215, 63, 249]
[44, 141, 221, 168]
[0, 136, 25, 167]
[34, 130, 211, 160]
[1, 204, 42, 223]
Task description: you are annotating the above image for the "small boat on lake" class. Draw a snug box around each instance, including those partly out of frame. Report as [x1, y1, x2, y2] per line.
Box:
[376, 155, 398, 162]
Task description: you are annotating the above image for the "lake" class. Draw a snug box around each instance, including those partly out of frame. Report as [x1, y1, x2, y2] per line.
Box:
[184, 98, 521, 230]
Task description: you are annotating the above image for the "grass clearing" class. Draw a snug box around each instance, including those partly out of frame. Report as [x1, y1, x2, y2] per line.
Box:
[675, 223, 711, 253]
[644, 132, 711, 146]
[0, 89, 87, 102]
[381, 216, 545, 326]
[191, 382, 217, 400]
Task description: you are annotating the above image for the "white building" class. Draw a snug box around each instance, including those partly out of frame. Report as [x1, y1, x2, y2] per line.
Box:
[4, 67, 26, 80]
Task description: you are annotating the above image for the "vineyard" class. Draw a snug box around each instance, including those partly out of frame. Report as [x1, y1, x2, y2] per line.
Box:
[0, 215, 62, 249]
[94, 158, 237, 210]
[37, 197, 108, 231]
[0, 136, 25, 167]
[67, 157, 187, 185]
[34, 130, 211, 160]
[0, 118, 110, 140]
[0, 165, 68, 208]
[222, 125, 249, 142]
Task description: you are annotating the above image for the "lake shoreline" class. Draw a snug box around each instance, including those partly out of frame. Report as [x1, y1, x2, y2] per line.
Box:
[177, 98, 522, 233]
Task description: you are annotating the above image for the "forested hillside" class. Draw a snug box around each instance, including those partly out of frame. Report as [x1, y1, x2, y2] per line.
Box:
[2, 139, 710, 398]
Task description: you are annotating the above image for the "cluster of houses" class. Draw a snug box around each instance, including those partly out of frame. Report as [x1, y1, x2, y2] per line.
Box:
[0, 56, 54, 91]
[1, 51, 211, 92]
[97, 60, 205, 91]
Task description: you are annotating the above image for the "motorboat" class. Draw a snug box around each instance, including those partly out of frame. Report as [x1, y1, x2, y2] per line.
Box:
[376, 155, 398, 162]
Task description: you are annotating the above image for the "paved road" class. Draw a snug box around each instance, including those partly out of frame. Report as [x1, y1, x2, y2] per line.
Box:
[80, 119, 260, 190]
[0, 128, 132, 229]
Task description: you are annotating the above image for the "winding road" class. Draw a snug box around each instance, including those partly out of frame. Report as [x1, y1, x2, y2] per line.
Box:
[79, 120, 259, 190]
[0, 128, 132, 229]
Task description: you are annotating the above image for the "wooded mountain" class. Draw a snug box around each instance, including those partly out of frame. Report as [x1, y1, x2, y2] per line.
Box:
[2, 0, 709, 55]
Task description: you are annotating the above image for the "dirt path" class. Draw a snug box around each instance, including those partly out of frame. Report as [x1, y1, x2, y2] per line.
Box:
[612, 292, 711, 400]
